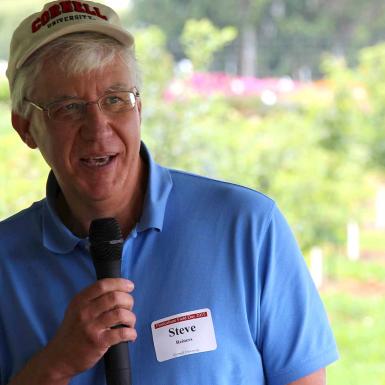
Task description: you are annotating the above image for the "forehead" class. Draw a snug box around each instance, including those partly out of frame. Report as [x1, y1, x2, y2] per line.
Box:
[34, 55, 134, 100]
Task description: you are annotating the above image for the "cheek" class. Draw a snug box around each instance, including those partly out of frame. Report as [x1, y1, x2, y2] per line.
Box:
[35, 137, 59, 167]
[116, 115, 141, 142]
[30, 123, 72, 167]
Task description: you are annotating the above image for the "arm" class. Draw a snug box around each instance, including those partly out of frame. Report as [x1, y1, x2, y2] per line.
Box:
[7, 278, 136, 385]
[287, 368, 325, 385]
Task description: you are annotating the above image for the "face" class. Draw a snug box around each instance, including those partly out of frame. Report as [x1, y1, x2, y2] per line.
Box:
[18, 55, 143, 210]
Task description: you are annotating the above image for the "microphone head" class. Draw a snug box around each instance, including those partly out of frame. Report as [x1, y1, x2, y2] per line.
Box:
[89, 217, 123, 261]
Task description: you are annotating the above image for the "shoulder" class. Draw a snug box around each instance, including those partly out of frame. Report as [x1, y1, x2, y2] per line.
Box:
[0, 201, 44, 244]
[169, 168, 276, 214]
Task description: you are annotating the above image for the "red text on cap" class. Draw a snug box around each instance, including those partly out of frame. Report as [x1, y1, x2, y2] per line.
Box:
[32, 1, 108, 33]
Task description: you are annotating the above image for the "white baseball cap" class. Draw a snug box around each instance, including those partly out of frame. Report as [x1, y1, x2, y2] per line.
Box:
[6, 0, 134, 87]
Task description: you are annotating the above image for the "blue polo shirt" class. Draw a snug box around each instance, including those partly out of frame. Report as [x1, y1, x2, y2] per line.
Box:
[0, 144, 338, 385]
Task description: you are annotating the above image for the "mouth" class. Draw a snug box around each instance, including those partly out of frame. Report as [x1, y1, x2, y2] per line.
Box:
[80, 154, 117, 167]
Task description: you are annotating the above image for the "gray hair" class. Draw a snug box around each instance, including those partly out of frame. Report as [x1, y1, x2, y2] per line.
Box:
[11, 32, 140, 117]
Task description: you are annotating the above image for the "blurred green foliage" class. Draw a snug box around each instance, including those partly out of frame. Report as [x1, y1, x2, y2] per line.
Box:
[358, 43, 385, 170]
[132, 0, 385, 78]
[0, 106, 48, 217]
[136, 26, 378, 252]
[1, 25, 384, 255]
[180, 19, 237, 71]
[135, 25, 174, 93]
[331, 253, 385, 283]
[361, 230, 385, 253]
[0, 76, 9, 103]
[324, 292, 385, 385]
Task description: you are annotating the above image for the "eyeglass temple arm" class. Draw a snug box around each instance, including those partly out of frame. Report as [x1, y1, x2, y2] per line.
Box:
[24, 99, 45, 111]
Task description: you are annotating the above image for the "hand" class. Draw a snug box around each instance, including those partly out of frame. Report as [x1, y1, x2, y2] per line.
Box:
[43, 278, 136, 381]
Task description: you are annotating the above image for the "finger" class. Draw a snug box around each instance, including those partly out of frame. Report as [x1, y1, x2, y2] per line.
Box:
[97, 308, 136, 330]
[88, 291, 134, 320]
[101, 325, 138, 347]
[73, 278, 134, 305]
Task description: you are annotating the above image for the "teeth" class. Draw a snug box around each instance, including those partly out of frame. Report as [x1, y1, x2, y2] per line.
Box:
[82, 156, 111, 167]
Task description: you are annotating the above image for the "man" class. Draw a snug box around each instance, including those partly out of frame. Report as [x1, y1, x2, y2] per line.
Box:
[1, 1, 338, 384]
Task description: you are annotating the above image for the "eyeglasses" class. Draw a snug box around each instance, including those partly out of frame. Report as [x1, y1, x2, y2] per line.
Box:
[24, 88, 140, 122]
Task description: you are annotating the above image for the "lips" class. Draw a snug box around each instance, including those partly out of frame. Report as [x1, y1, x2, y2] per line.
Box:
[80, 154, 117, 167]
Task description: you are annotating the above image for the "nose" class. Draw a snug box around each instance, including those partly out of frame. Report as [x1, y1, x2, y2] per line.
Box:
[79, 102, 112, 141]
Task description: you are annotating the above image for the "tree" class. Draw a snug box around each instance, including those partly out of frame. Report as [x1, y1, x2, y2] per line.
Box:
[132, 0, 270, 76]
[180, 19, 237, 71]
[131, 0, 385, 78]
[320, 43, 385, 173]
[357, 43, 385, 171]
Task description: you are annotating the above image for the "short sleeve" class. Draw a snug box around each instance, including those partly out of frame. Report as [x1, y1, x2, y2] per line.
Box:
[257, 205, 338, 385]
[0, 319, 6, 385]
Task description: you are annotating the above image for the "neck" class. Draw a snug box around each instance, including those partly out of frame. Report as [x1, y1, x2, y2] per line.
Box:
[55, 159, 148, 239]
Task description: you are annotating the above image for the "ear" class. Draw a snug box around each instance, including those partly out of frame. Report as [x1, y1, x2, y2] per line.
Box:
[11, 111, 37, 149]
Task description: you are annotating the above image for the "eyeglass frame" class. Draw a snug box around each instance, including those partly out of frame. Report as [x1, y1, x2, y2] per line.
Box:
[23, 87, 140, 121]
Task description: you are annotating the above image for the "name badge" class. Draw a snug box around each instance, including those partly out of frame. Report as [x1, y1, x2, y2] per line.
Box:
[151, 308, 217, 362]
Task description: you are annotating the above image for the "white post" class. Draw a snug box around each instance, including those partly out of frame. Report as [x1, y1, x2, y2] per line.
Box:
[375, 186, 385, 229]
[310, 246, 323, 289]
[347, 221, 360, 260]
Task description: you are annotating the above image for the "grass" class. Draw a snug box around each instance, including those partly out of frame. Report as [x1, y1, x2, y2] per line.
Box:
[361, 229, 385, 252]
[329, 254, 385, 282]
[320, 232, 385, 385]
[322, 292, 385, 385]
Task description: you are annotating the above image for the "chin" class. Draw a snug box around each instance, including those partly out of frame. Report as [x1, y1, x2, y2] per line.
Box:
[72, 179, 119, 203]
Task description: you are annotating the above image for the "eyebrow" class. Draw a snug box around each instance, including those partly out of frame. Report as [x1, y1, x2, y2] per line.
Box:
[45, 95, 80, 106]
[45, 84, 134, 105]
[105, 83, 132, 92]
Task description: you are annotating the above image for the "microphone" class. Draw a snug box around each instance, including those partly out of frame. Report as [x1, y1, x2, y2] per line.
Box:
[89, 218, 132, 385]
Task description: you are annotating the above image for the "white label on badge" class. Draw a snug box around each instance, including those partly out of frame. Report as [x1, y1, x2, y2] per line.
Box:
[151, 308, 217, 362]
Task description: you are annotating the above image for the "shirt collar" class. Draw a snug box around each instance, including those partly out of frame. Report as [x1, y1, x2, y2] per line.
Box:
[42, 142, 173, 254]
[42, 172, 83, 254]
[137, 142, 173, 232]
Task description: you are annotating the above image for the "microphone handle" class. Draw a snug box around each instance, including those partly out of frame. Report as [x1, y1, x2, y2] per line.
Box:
[93, 259, 132, 385]
[104, 344, 132, 385]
